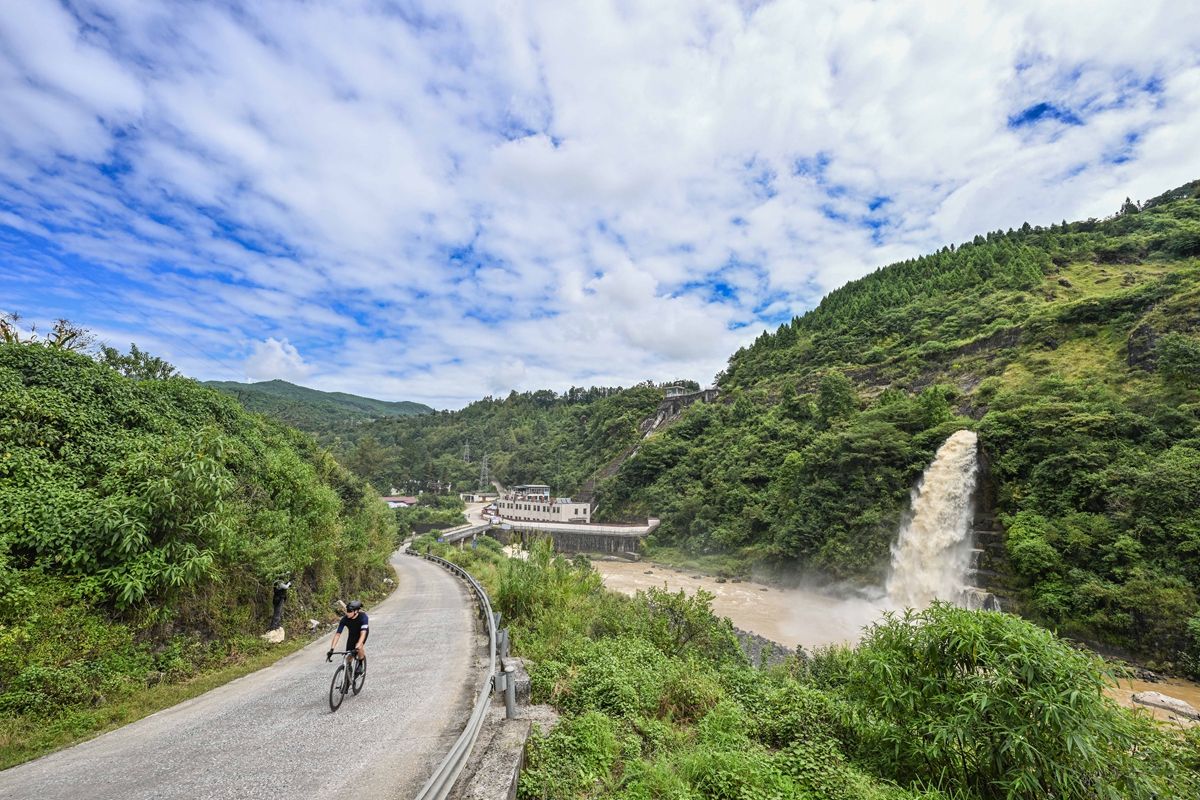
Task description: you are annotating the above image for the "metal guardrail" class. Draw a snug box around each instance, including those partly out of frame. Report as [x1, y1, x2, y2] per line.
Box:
[409, 549, 497, 800]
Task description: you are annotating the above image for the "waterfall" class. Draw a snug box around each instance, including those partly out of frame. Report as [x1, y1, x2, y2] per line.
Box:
[886, 429, 979, 609]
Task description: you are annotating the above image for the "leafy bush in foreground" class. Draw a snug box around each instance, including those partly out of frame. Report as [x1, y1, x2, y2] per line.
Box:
[827, 603, 1195, 799]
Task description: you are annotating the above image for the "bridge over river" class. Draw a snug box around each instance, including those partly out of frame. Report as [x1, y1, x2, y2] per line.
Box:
[0, 552, 484, 800]
[434, 502, 658, 557]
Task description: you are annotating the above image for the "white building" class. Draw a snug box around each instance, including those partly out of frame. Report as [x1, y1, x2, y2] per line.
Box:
[497, 484, 591, 523]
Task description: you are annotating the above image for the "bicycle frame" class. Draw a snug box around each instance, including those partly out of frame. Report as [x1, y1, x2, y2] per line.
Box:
[328, 649, 366, 712]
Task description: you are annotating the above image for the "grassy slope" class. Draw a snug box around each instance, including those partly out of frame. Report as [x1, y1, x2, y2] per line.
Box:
[0, 631, 314, 768]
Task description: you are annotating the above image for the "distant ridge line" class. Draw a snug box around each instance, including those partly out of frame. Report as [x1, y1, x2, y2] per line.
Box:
[203, 378, 433, 421]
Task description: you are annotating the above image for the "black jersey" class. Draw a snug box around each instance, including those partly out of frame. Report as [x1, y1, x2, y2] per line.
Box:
[336, 612, 369, 645]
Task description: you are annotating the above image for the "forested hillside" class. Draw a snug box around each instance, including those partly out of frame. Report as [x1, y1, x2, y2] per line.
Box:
[0, 344, 396, 763]
[604, 180, 1200, 669]
[211, 378, 680, 500]
[338, 385, 667, 497]
[203, 379, 432, 429]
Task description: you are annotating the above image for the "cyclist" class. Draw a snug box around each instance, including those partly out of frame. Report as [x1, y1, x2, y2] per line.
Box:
[327, 601, 369, 675]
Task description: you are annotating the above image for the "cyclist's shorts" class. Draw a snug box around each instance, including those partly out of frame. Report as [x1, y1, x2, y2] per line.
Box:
[349, 630, 369, 651]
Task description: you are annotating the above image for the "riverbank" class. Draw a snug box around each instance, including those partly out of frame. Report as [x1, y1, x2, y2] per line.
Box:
[592, 558, 1200, 729]
[593, 558, 887, 650]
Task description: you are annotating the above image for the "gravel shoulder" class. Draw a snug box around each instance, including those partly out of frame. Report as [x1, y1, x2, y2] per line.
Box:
[0, 552, 483, 800]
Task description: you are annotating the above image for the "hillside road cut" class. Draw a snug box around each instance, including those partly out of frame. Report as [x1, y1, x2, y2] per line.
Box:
[0, 552, 483, 800]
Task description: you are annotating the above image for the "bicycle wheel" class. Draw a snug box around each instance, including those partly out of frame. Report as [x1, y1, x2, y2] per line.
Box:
[329, 665, 346, 711]
[352, 655, 367, 695]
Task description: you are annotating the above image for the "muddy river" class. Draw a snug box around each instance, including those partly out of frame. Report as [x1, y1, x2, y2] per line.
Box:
[593, 559, 888, 651]
[593, 559, 1200, 727]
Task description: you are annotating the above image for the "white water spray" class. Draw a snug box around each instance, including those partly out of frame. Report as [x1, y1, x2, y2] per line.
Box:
[886, 429, 979, 609]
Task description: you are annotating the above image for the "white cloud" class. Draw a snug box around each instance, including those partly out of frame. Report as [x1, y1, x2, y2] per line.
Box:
[1, 0, 1199, 407]
[244, 337, 313, 383]
[489, 358, 528, 396]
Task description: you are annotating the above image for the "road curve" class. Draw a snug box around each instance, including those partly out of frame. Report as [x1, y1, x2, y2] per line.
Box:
[0, 552, 483, 800]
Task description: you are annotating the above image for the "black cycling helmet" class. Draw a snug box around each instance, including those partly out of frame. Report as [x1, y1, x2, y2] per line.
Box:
[347, 600, 363, 612]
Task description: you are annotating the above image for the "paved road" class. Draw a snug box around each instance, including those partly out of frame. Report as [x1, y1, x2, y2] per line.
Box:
[1, 553, 483, 800]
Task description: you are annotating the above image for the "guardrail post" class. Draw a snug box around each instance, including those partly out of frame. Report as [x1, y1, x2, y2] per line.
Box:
[497, 628, 509, 660]
[503, 664, 516, 719]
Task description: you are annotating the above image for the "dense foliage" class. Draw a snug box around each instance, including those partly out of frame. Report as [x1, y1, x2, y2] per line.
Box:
[824, 604, 1195, 799]
[602, 376, 967, 581]
[394, 494, 469, 537]
[0, 344, 396, 764]
[724, 180, 1200, 387]
[419, 538, 1200, 799]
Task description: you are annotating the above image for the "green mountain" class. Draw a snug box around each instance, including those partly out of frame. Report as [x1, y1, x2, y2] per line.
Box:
[328, 180, 1200, 669]
[203, 379, 433, 430]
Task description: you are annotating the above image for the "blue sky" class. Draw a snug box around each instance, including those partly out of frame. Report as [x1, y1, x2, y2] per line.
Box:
[2, 1, 1199, 408]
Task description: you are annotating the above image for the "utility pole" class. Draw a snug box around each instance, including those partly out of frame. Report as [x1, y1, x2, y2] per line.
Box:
[463, 439, 470, 464]
[479, 452, 489, 490]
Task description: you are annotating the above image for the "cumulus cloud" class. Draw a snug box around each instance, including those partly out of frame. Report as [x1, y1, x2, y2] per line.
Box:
[244, 338, 313, 383]
[489, 358, 529, 396]
[1, 0, 1199, 407]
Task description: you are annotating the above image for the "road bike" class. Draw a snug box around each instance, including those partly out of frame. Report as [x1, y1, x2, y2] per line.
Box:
[328, 649, 367, 711]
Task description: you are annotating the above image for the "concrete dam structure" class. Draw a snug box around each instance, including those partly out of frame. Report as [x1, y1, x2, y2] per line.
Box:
[487, 519, 658, 556]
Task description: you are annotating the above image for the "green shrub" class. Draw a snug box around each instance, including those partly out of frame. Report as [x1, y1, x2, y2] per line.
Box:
[1157, 332, 1200, 387]
[520, 711, 619, 800]
[0, 665, 97, 714]
[657, 664, 723, 724]
[838, 603, 1197, 799]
